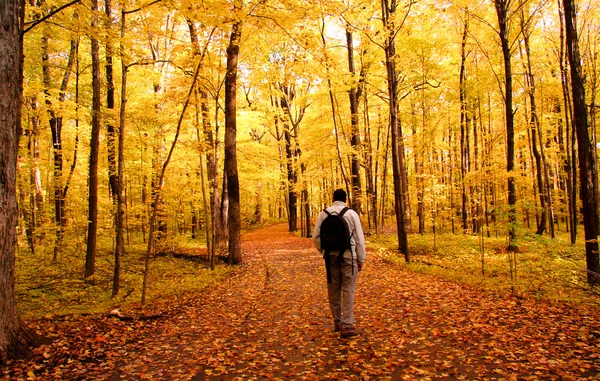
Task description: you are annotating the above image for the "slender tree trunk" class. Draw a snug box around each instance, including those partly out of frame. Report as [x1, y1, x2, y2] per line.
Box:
[301, 163, 310, 238]
[320, 20, 351, 194]
[224, 15, 242, 265]
[142, 59, 203, 306]
[412, 98, 425, 234]
[448, 123, 456, 234]
[382, 0, 409, 259]
[520, 12, 548, 236]
[113, 7, 128, 297]
[363, 86, 377, 232]
[495, 0, 518, 251]
[42, 19, 77, 260]
[26, 97, 44, 253]
[106, 0, 117, 205]
[283, 120, 297, 232]
[472, 100, 482, 233]
[187, 19, 218, 265]
[558, 0, 577, 244]
[459, 10, 469, 233]
[563, 0, 600, 285]
[346, 28, 362, 214]
[86, 0, 102, 280]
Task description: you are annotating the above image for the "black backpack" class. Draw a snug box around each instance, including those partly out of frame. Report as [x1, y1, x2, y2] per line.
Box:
[320, 207, 351, 253]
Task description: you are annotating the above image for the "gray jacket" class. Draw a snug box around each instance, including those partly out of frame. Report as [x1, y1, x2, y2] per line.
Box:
[312, 201, 366, 264]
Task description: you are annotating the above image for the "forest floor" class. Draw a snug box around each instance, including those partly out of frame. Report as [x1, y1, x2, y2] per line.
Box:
[3, 224, 600, 380]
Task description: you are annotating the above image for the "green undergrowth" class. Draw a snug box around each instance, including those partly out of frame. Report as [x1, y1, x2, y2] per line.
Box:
[370, 230, 600, 305]
[15, 234, 232, 321]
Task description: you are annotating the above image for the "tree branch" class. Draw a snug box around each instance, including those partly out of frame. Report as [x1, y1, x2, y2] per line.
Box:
[124, 0, 163, 15]
[23, 0, 81, 34]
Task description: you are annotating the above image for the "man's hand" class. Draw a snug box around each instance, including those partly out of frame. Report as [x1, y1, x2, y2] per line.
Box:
[358, 262, 364, 272]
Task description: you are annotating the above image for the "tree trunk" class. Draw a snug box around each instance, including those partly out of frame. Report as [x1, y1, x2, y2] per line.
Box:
[346, 28, 362, 215]
[520, 10, 547, 236]
[495, 0, 518, 251]
[86, 0, 102, 280]
[42, 18, 77, 260]
[106, 0, 117, 203]
[362, 83, 377, 232]
[320, 20, 351, 195]
[0, 0, 32, 362]
[225, 15, 242, 265]
[448, 124, 456, 234]
[113, 8, 128, 297]
[142, 58, 203, 306]
[283, 120, 297, 232]
[563, 0, 600, 285]
[382, 0, 409, 259]
[412, 97, 425, 234]
[459, 10, 469, 233]
[25, 97, 44, 253]
[187, 18, 218, 266]
[558, 0, 577, 244]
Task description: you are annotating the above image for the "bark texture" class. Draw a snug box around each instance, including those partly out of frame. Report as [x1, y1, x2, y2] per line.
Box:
[0, 0, 31, 363]
[563, 0, 600, 285]
[225, 16, 242, 265]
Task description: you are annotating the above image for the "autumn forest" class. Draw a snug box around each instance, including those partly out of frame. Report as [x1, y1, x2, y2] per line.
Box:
[1, 0, 600, 371]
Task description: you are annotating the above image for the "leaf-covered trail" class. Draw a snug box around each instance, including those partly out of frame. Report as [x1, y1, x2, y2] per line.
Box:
[4, 224, 600, 380]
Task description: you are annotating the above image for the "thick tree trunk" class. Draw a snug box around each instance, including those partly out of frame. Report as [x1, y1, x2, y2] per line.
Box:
[225, 17, 242, 265]
[563, 0, 600, 285]
[0, 0, 32, 362]
[86, 0, 102, 280]
[495, 0, 518, 251]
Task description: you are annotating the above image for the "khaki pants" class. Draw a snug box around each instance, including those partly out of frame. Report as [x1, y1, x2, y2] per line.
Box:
[326, 251, 358, 326]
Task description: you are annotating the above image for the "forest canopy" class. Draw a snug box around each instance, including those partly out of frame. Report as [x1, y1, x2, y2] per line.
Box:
[15, 0, 600, 288]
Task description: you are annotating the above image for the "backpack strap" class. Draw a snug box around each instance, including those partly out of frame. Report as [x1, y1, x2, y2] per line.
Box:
[337, 207, 354, 275]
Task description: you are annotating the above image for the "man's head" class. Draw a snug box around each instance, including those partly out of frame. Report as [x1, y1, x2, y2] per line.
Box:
[333, 188, 347, 203]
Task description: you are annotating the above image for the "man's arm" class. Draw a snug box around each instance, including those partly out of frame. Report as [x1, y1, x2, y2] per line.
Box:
[312, 211, 325, 251]
[351, 212, 366, 266]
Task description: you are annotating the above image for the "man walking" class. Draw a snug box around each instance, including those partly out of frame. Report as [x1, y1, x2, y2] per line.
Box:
[312, 189, 366, 338]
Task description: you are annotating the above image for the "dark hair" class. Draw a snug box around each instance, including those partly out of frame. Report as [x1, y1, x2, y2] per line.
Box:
[333, 188, 346, 202]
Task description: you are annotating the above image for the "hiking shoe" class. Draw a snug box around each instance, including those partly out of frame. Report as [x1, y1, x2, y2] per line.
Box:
[340, 325, 360, 338]
[334, 322, 342, 332]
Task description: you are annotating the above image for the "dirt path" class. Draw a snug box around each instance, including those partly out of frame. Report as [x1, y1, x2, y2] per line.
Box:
[4, 224, 600, 380]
